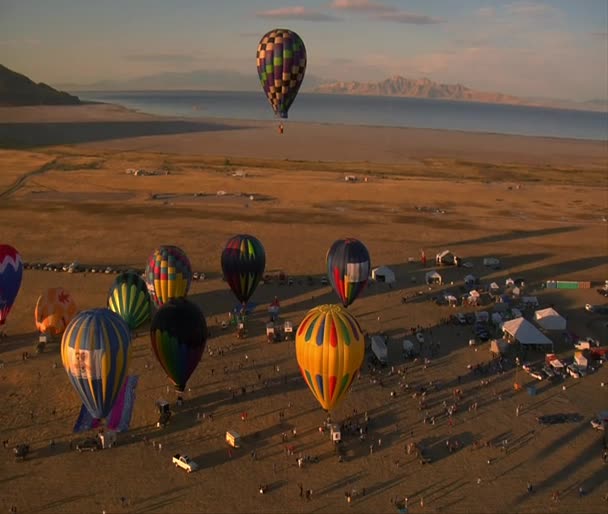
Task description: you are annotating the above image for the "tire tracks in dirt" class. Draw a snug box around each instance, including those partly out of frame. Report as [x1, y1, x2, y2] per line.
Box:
[0, 158, 59, 199]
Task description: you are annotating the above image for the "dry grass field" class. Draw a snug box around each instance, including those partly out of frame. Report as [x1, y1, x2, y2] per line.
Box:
[0, 104, 607, 514]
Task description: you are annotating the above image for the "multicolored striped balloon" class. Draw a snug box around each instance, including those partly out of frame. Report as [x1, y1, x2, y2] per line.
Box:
[150, 298, 208, 393]
[295, 304, 365, 412]
[0, 244, 23, 326]
[61, 309, 131, 420]
[221, 234, 266, 305]
[326, 238, 371, 307]
[35, 287, 77, 336]
[108, 272, 151, 330]
[256, 28, 307, 119]
[145, 245, 192, 307]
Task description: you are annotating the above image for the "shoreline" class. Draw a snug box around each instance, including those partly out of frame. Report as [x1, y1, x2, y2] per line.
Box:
[0, 102, 606, 167]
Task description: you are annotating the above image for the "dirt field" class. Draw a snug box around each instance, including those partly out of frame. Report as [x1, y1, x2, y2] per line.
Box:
[0, 104, 607, 514]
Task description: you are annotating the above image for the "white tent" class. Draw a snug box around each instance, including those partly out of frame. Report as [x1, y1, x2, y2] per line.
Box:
[436, 250, 454, 265]
[464, 274, 477, 285]
[502, 318, 553, 347]
[372, 266, 396, 284]
[574, 352, 588, 369]
[489, 282, 500, 291]
[425, 270, 442, 285]
[505, 278, 515, 287]
[534, 307, 566, 331]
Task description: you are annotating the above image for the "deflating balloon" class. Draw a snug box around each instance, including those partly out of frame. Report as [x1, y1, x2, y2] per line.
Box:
[150, 298, 207, 393]
[0, 244, 23, 326]
[221, 234, 266, 305]
[108, 272, 151, 330]
[35, 287, 77, 336]
[145, 245, 192, 307]
[256, 28, 307, 119]
[326, 238, 371, 307]
[295, 304, 365, 412]
[61, 309, 131, 419]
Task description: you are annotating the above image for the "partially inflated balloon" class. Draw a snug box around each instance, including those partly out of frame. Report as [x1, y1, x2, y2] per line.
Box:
[221, 234, 266, 305]
[150, 298, 207, 392]
[35, 287, 77, 336]
[61, 309, 131, 419]
[256, 28, 307, 119]
[0, 244, 23, 326]
[108, 272, 151, 330]
[326, 238, 371, 307]
[145, 245, 192, 307]
[295, 304, 365, 412]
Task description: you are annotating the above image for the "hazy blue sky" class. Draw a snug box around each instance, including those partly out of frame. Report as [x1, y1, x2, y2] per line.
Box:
[1, 0, 606, 99]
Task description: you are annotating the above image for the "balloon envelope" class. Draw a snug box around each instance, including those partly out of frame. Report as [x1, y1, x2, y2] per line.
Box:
[256, 28, 307, 119]
[108, 272, 151, 330]
[35, 287, 77, 336]
[295, 304, 365, 412]
[150, 298, 208, 392]
[0, 244, 23, 326]
[145, 245, 192, 307]
[221, 234, 266, 305]
[326, 238, 371, 307]
[61, 309, 131, 419]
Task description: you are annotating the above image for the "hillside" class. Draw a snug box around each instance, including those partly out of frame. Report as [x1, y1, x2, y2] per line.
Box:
[0, 64, 80, 106]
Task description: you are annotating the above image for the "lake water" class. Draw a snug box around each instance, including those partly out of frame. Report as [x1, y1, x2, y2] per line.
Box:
[78, 90, 608, 141]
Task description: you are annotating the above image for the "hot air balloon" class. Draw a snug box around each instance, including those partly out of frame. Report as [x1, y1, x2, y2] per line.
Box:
[256, 28, 307, 119]
[61, 309, 131, 420]
[326, 238, 371, 307]
[150, 298, 207, 393]
[296, 304, 365, 412]
[145, 245, 192, 307]
[0, 244, 23, 326]
[221, 234, 266, 306]
[35, 287, 77, 337]
[108, 272, 151, 330]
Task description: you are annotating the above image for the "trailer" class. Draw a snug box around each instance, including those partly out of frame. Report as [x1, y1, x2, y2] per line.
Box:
[371, 335, 388, 365]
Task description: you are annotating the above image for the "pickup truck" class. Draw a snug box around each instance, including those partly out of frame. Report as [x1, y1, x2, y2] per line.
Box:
[172, 454, 199, 473]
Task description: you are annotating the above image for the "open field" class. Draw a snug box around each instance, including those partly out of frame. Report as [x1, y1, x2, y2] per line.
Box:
[0, 104, 607, 514]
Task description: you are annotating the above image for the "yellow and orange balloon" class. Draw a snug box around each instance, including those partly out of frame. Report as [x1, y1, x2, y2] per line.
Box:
[35, 287, 78, 336]
[295, 304, 365, 412]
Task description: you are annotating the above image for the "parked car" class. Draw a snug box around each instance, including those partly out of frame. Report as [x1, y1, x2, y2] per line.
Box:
[173, 454, 199, 473]
[76, 437, 101, 452]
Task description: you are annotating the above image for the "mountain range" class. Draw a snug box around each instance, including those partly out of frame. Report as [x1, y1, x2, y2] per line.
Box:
[0, 64, 80, 106]
[313, 76, 607, 112]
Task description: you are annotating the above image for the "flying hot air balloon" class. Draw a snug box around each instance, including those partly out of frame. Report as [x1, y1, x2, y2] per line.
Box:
[150, 298, 208, 393]
[35, 287, 77, 337]
[221, 234, 266, 306]
[0, 244, 23, 327]
[295, 304, 365, 412]
[326, 238, 371, 307]
[61, 309, 131, 420]
[145, 245, 192, 307]
[108, 272, 151, 330]
[256, 28, 307, 120]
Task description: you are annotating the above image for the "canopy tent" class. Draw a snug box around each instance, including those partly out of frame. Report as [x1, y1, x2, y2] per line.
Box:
[372, 266, 396, 284]
[490, 338, 509, 354]
[489, 282, 500, 291]
[445, 294, 458, 306]
[464, 274, 477, 285]
[534, 307, 566, 331]
[502, 318, 553, 347]
[425, 270, 442, 285]
[505, 278, 515, 287]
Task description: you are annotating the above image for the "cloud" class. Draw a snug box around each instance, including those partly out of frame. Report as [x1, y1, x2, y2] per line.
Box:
[0, 39, 40, 47]
[475, 6, 496, 18]
[373, 11, 443, 24]
[330, 0, 396, 14]
[591, 31, 608, 40]
[506, 2, 555, 17]
[256, 6, 339, 21]
[330, 1, 442, 24]
[123, 53, 199, 64]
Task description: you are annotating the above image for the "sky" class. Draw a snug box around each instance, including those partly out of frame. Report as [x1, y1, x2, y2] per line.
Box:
[0, 0, 607, 100]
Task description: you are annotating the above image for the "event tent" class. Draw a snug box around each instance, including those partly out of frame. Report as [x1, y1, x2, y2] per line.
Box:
[534, 307, 566, 331]
[425, 270, 442, 285]
[372, 266, 396, 284]
[502, 318, 553, 347]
